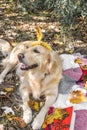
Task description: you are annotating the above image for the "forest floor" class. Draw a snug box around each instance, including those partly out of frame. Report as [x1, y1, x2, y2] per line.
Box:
[0, 0, 87, 130]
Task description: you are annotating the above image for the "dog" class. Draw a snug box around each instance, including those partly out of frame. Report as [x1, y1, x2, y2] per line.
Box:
[16, 42, 62, 129]
[0, 39, 12, 57]
[0, 40, 35, 83]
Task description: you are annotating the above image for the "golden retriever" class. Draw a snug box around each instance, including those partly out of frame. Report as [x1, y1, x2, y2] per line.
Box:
[0, 39, 12, 57]
[16, 43, 62, 129]
[0, 40, 34, 83]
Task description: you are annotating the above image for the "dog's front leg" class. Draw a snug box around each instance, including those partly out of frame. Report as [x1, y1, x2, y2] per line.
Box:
[0, 63, 16, 84]
[32, 90, 58, 130]
[19, 84, 32, 124]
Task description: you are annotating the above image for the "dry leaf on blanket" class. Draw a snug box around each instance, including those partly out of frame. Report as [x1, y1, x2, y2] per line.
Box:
[74, 58, 82, 64]
[42, 108, 68, 128]
[69, 90, 87, 104]
[81, 65, 87, 70]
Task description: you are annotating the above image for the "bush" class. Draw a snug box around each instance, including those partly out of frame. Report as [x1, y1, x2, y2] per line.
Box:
[4, 0, 87, 41]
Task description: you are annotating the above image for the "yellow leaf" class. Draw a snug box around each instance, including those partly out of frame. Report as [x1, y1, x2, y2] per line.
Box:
[28, 100, 39, 111]
[42, 108, 68, 128]
[69, 90, 87, 104]
[33, 101, 39, 111]
[36, 26, 42, 41]
[81, 65, 87, 70]
[4, 87, 14, 93]
[68, 49, 74, 54]
[54, 34, 60, 39]
[74, 58, 82, 64]
[31, 41, 52, 51]
[42, 113, 54, 128]
[6, 114, 15, 121]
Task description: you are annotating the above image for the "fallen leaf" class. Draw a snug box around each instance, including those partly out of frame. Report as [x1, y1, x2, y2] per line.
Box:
[4, 87, 14, 93]
[42, 108, 68, 128]
[28, 99, 44, 111]
[69, 90, 87, 104]
[74, 58, 82, 64]
[36, 26, 42, 41]
[81, 65, 87, 70]
[6, 114, 15, 121]
[6, 115, 27, 128]
[14, 117, 27, 128]
[28, 100, 39, 111]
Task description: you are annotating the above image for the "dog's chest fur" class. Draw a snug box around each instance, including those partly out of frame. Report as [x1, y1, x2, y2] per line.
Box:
[27, 70, 59, 100]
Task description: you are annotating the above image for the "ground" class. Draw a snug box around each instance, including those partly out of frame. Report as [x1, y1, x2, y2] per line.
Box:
[0, 0, 87, 130]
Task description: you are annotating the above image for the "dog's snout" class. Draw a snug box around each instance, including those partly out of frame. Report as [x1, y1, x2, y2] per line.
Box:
[18, 53, 24, 61]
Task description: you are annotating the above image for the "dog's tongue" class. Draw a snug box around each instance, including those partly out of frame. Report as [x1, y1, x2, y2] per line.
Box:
[20, 63, 29, 70]
[20, 63, 38, 70]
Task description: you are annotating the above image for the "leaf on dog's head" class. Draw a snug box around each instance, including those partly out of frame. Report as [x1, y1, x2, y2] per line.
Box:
[31, 41, 52, 51]
[69, 90, 87, 104]
[40, 42, 52, 51]
[36, 26, 42, 41]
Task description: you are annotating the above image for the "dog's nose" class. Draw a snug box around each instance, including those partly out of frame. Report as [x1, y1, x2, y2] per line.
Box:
[18, 53, 24, 61]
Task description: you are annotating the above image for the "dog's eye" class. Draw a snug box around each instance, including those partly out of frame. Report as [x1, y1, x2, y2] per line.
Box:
[33, 49, 40, 53]
[26, 46, 29, 49]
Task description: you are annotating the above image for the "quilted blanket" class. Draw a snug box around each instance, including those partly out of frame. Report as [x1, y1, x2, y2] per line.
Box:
[43, 53, 87, 130]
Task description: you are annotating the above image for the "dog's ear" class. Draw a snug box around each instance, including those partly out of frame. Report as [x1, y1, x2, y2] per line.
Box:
[47, 51, 58, 73]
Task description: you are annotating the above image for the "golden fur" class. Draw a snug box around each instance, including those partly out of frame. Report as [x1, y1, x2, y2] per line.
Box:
[16, 44, 62, 129]
[0, 40, 62, 129]
[0, 40, 35, 83]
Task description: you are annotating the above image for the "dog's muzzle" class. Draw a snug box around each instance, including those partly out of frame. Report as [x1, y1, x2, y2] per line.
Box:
[18, 53, 38, 70]
[18, 53, 25, 63]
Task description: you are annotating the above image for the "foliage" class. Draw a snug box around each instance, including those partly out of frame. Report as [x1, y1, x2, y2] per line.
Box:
[53, 0, 87, 29]
[4, 0, 87, 41]
[44, 0, 87, 41]
[5, 0, 87, 24]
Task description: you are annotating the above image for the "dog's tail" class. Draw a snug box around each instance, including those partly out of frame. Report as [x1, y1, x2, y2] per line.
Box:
[0, 39, 13, 57]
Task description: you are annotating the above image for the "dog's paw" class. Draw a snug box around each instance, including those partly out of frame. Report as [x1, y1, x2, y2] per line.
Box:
[23, 111, 32, 124]
[32, 116, 44, 130]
